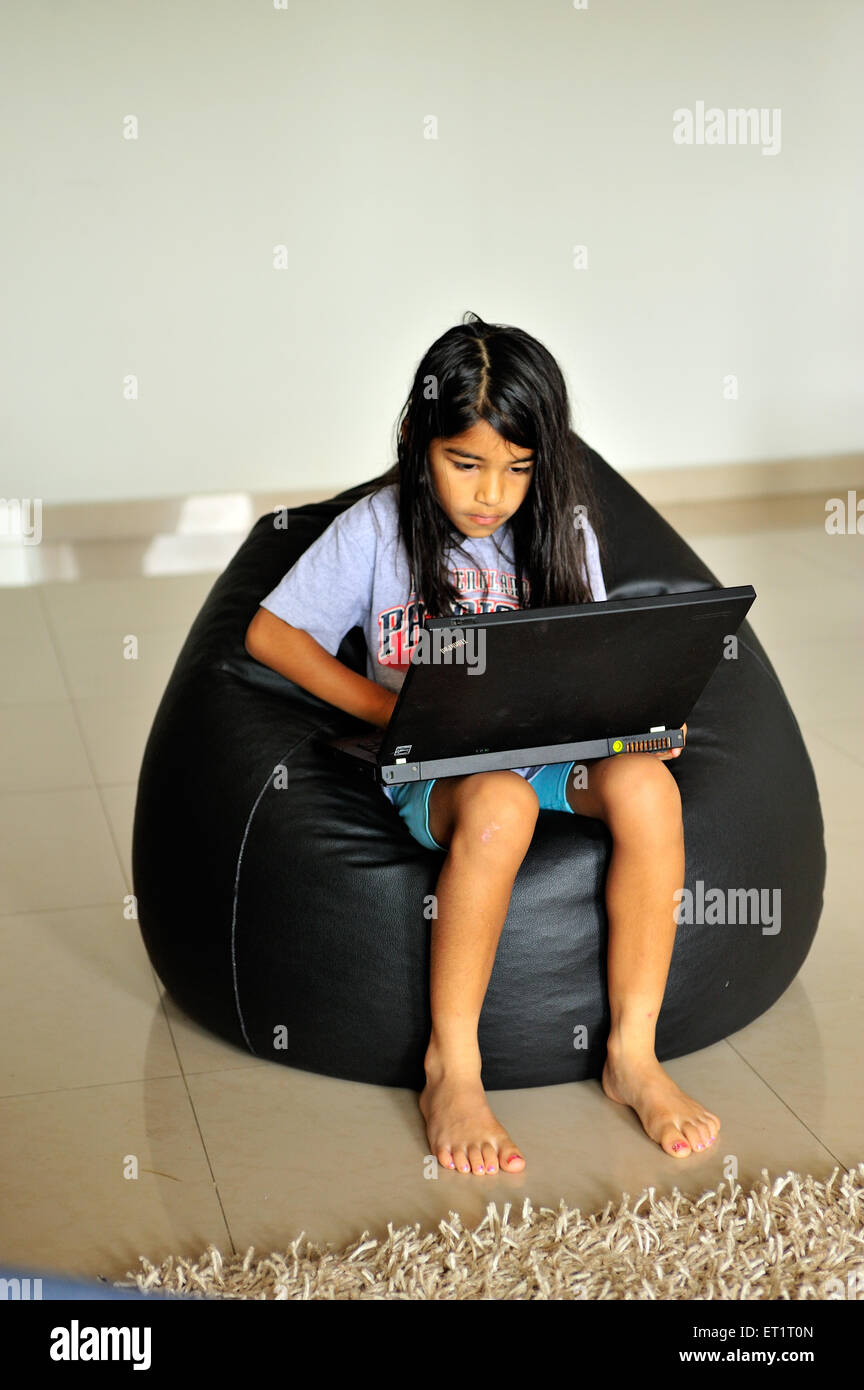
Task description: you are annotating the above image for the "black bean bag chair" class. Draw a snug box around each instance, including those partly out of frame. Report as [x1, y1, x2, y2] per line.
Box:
[132, 440, 826, 1089]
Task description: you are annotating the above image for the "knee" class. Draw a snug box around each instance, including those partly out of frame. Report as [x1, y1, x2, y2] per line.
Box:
[453, 771, 540, 848]
[599, 755, 683, 836]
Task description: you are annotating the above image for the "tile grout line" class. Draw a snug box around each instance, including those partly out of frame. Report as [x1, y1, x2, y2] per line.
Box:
[153, 973, 239, 1258]
[722, 1038, 850, 1172]
[0, 1072, 202, 1102]
[0, 1064, 265, 1104]
[32, 584, 136, 897]
[0, 899, 141, 921]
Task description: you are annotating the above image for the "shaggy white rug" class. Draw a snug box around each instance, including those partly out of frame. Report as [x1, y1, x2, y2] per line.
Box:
[117, 1162, 864, 1301]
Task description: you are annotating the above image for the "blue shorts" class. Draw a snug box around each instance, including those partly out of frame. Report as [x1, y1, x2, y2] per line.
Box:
[387, 762, 577, 853]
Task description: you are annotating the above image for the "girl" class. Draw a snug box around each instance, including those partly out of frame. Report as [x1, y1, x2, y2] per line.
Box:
[245, 312, 719, 1177]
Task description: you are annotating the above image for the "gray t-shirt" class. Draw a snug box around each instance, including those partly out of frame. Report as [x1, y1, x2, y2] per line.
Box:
[259, 483, 606, 802]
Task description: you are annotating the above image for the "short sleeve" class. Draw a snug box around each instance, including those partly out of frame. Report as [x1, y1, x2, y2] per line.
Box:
[258, 496, 375, 656]
[577, 509, 607, 601]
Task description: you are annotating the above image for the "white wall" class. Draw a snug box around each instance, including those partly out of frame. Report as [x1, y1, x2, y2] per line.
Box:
[3, 0, 862, 504]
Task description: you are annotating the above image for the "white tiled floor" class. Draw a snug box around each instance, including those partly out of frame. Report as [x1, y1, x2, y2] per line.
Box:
[0, 493, 861, 1281]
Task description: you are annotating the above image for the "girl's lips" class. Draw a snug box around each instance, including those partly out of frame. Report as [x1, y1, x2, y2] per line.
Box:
[467, 513, 500, 523]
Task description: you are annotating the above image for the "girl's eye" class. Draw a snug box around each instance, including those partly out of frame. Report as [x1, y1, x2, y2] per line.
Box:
[450, 461, 533, 474]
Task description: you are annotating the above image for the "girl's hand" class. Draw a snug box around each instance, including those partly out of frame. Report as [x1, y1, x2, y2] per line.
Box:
[656, 722, 686, 760]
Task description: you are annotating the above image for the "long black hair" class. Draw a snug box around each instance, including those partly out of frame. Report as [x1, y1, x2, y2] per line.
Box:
[363, 311, 607, 620]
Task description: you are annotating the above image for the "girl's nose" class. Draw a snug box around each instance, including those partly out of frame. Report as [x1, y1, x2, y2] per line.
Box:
[477, 488, 501, 506]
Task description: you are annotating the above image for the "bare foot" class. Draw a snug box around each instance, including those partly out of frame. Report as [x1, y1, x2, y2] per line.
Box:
[601, 1045, 721, 1158]
[419, 1062, 526, 1175]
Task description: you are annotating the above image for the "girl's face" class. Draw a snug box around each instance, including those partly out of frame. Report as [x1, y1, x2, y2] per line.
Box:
[427, 420, 534, 539]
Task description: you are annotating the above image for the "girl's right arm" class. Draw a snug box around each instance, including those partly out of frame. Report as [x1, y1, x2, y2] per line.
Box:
[244, 607, 397, 729]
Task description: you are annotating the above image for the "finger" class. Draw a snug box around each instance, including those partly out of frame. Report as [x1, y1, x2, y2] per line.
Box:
[655, 724, 687, 759]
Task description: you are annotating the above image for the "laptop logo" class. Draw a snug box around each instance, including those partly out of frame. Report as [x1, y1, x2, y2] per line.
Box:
[394, 744, 413, 756]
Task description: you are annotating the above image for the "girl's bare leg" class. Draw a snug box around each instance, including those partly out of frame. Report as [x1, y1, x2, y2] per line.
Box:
[419, 770, 539, 1175]
[566, 754, 721, 1157]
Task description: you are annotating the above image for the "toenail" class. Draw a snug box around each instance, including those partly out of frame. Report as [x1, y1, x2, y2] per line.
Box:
[695, 1143, 704, 1150]
[507, 1154, 523, 1164]
[672, 1141, 687, 1152]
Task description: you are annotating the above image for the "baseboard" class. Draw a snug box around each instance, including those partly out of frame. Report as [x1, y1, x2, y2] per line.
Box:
[11, 455, 863, 542]
[626, 452, 864, 504]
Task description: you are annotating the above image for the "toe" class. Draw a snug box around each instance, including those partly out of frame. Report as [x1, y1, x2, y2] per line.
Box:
[481, 1142, 499, 1174]
[682, 1120, 706, 1152]
[697, 1119, 717, 1150]
[452, 1147, 471, 1174]
[468, 1144, 485, 1175]
[664, 1127, 691, 1157]
[499, 1145, 526, 1172]
[437, 1147, 455, 1170]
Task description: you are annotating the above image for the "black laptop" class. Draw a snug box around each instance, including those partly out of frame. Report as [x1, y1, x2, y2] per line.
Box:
[324, 586, 756, 786]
